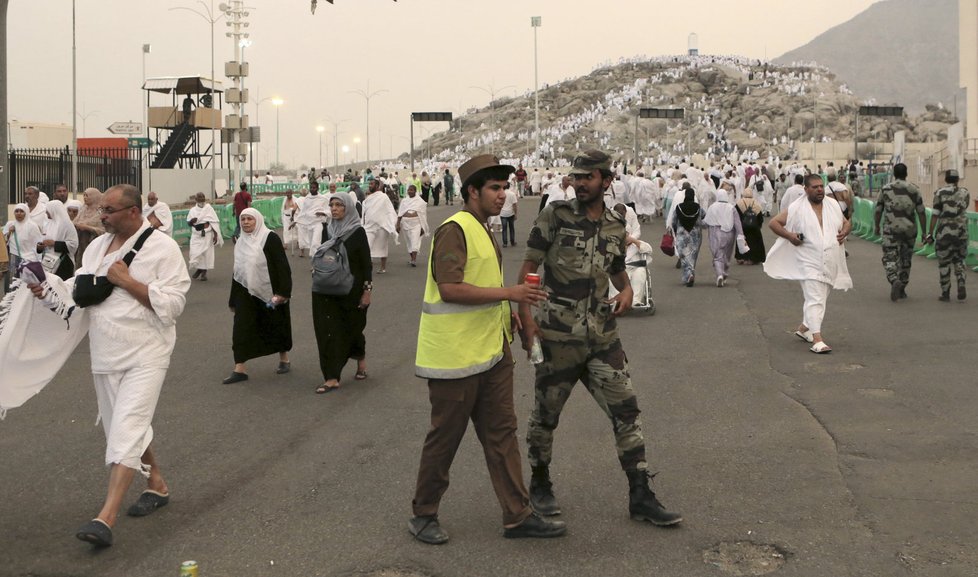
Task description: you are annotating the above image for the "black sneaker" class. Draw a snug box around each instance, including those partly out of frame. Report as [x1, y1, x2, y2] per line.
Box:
[503, 512, 566, 539]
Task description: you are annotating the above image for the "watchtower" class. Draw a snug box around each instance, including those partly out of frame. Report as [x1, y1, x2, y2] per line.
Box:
[143, 76, 224, 169]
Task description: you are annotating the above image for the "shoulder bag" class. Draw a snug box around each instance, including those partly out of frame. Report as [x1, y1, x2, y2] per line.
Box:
[72, 227, 154, 308]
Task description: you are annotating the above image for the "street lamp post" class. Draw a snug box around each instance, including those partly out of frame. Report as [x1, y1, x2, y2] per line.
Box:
[323, 118, 347, 172]
[348, 81, 387, 167]
[272, 98, 283, 166]
[169, 0, 223, 198]
[531, 16, 541, 167]
[316, 125, 325, 170]
[469, 83, 515, 156]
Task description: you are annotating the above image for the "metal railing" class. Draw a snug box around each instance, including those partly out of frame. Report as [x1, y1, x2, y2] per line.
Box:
[7, 146, 143, 203]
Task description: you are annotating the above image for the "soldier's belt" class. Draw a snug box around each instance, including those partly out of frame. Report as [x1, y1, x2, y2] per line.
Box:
[547, 295, 579, 308]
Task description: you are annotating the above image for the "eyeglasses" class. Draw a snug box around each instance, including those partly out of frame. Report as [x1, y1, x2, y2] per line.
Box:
[97, 204, 136, 215]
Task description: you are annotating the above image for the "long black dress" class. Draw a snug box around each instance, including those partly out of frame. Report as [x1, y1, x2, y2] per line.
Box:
[229, 232, 293, 364]
[735, 201, 767, 264]
[311, 226, 372, 381]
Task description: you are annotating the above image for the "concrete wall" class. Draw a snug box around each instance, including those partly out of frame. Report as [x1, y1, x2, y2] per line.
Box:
[146, 169, 218, 207]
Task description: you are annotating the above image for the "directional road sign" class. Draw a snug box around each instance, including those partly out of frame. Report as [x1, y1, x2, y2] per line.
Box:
[127, 137, 154, 148]
[108, 121, 143, 135]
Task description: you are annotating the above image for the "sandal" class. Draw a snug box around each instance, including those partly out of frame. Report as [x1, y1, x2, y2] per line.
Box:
[315, 382, 340, 394]
[810, 341, 832, 354]
[794, 330, 814, 343]
[355, 370, 367, 381]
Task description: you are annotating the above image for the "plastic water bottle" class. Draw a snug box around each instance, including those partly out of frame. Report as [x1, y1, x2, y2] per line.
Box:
[529, 336, 544, 364]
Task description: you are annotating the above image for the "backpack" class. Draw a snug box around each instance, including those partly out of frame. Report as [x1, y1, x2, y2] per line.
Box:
[740, 202, 761, 230]
[311, 240, 354, 296]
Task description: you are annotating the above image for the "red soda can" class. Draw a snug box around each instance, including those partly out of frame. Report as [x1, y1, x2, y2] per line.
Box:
[525, 273, 541, 287]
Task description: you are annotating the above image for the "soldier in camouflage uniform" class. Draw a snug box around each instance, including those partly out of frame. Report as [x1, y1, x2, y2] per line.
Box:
[517, 149, 681, 527]
[874, 163, 926, 301]
[925, 170, 970, 301]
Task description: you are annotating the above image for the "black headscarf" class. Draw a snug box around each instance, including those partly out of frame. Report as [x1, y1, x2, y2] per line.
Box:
[676, 187, 701, 232]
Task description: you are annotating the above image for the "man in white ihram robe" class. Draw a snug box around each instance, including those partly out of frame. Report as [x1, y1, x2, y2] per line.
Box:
[361, 179, 398, 273]
[186, 192, 223, 280]
[4, 184, 190, 547]
[765, 175, 852, 354]
[396, 185, 429, 267]
[142, 192, 173, 236]
[295, 182, 329, 258]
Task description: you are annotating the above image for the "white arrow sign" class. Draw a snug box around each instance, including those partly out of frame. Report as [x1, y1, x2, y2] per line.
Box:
[107, 121, 143, 135]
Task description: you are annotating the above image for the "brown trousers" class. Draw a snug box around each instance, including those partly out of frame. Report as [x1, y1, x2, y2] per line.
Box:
[412, 341, 532, 526]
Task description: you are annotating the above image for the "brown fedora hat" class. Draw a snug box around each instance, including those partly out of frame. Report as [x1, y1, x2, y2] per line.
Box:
[458, 154, 515, 190]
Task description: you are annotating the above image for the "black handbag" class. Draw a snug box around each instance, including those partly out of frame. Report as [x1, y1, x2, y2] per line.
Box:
[73, 227, 154, 308]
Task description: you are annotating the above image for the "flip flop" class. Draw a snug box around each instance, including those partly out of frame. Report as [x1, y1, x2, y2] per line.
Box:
[76, 519, 113, 547]
[127, 490, 170, 517]
[315, 383, 340, 394]
[794, 330, 814, 343]
[810, 342, 832, 354]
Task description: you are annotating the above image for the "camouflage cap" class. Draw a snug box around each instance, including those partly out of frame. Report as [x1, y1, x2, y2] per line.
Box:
[945, 169, 960, 182]
[568, 149, 612, 175]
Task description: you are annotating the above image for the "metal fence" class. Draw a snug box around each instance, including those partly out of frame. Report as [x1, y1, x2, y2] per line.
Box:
[7, 146, 143, 204]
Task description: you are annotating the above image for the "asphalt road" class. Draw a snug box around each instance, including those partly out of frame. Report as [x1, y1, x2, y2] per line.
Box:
[1, 200, 975, 577]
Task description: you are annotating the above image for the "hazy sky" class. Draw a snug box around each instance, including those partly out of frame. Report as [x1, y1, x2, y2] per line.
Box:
[9, 0, 879, 168]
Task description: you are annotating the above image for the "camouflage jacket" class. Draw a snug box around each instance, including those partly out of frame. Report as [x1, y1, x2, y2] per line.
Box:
[875, 180, 924, 240]
[525, 199, 627, 339]
[933, 185, 971, 239]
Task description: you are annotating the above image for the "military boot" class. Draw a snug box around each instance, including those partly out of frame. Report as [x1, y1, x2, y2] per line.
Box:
[529, 466, 561, 516]
[626, 470, 682, 526]
[958, 284, 967, 301]
[939, 290, 950, 302]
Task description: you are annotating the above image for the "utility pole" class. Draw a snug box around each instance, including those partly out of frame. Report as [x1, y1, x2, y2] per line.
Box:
[0, 0, 9, 216]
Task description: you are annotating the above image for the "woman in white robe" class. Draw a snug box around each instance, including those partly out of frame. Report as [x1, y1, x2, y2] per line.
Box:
[39, 200, 79, 280]
[186, 193, 223, 280]
[703, 190, 745, 287]
[280, 191, 300, 249]
[3, 204, 44, 281]
[396, 185, 429, 267]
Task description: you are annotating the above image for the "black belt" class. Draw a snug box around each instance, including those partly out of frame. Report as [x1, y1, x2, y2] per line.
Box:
[548, 295, 578, 308]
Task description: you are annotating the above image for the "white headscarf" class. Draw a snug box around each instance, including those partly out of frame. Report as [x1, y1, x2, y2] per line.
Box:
[5, 204, 44, 260]
[65, 199, 83, 213]
[704, 190, 737, 232]
[42, 200, 79, 263]
[232, 207, 274, 303]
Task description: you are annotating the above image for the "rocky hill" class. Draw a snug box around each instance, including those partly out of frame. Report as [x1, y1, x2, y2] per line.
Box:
[775, 0, 958, 115]
[415, 55, 957, 167]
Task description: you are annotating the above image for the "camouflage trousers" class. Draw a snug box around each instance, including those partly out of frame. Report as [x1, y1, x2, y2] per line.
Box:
[935, 234, 968, 292]
[526, 334, 647, 472]
[881, 236, 915, 285]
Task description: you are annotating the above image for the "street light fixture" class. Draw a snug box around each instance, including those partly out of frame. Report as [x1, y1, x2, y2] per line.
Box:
[169, 0, 225, 198]
[469, 83, 515, 156]
[348, 81, 388, 167]
[77, 105, 99, 138]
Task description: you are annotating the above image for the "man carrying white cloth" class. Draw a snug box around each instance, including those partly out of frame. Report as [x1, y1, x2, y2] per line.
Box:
[765, 174, 852, 354]
[23, 184, 191, 547]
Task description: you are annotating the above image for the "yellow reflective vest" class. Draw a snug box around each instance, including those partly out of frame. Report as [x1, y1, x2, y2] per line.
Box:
[415, 211, 512, 379]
